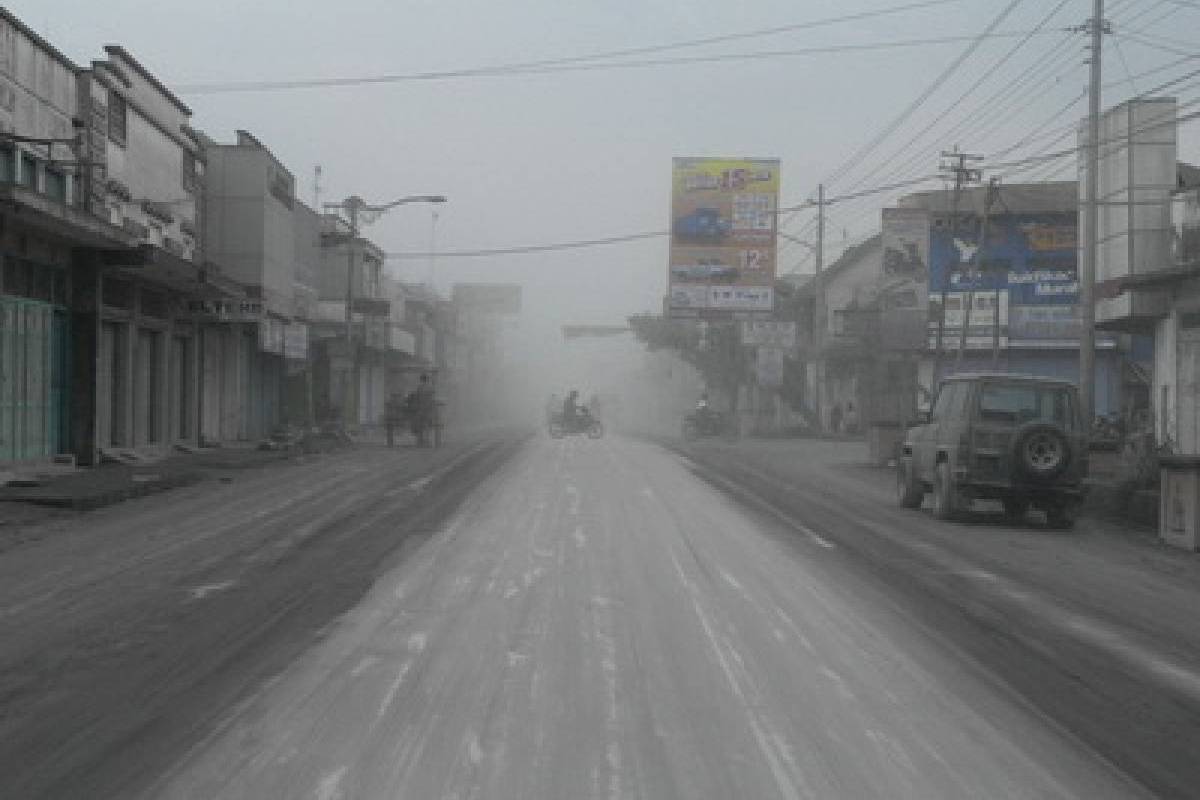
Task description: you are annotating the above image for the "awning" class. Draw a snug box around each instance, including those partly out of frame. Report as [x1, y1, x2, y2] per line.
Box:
[100, 244, 245, 299]
[1096, 264, 1200, 298]
[0, 184, 135, 249]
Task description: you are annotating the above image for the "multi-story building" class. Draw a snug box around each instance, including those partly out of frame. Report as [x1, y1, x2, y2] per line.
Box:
[312, 212, 390, 427]
[0, 10, 135, 468]
[891, 181, 1150, 420]
[74, 45, 245, 460]
[202, 130, 315, 439]
[0, 10, 248, 468]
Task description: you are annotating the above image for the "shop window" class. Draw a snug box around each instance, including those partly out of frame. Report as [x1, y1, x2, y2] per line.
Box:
[44, 168, 66, 201]
[107, 90, 127, 147]
[19, 153, 36, 190]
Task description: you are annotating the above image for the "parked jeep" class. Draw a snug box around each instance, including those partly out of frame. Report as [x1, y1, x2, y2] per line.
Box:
[897, 373, 1087, 528]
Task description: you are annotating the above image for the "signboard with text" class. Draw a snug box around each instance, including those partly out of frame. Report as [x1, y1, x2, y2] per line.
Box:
[927, 213, 1112, 348]
[668, 157, 779, 316]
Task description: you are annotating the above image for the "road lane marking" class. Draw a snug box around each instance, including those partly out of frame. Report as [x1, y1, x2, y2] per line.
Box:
[188, 580, 235, 600]
[699, 467, 836, 549]
[376, 661, 412, 720]
[667, 546, 812, 800]
[315, 765, 347, 800]
[350, 655, 380, 677]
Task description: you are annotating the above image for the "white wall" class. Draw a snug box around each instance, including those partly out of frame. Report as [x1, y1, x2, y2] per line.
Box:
[0, 13, 78, 196]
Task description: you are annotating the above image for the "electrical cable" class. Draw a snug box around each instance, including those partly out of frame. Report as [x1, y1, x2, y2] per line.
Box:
[819, 0, 1028, 189]
[176, 31, 1056, 94]
[836, 0, 1072, 197]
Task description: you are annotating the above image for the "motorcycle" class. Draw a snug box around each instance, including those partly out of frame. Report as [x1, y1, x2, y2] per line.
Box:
[682, 408, 738, 441]
[549, 407, 604, 439]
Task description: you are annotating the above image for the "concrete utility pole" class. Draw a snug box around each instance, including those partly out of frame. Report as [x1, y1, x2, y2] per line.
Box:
[1080, 0, 1106, 429]
[932, 147, 983, 383]
[814, 183, 825, 430]
[343, 197, 360, 427]
[958, 177, 996, 364]
[988, 178, 1005, 368]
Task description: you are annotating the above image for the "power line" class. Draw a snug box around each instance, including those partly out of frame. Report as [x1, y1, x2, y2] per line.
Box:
[384, 102, 1200, 261]
[176, 30, 1052, 94]
[820, 0, 1028, 189]
[837, 0, 1072, 197]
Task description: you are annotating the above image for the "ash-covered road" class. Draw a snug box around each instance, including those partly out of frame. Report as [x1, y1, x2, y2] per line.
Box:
[141, 436, 1146, 800]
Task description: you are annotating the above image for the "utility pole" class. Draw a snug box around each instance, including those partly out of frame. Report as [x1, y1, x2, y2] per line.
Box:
[958, 178, 995, 363]
[814, 183, 825, 430]
[932, 147, 983, 383]
[1080, 0, 1106, 429]
[988, 179, 1005, 368]
[343, 197, 360, 427]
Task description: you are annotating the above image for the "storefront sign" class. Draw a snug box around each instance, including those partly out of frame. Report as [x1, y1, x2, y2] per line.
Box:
[187, 299, 263, 323]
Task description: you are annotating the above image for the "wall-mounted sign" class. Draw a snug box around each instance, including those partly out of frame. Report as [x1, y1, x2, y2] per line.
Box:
[187, 299, 263, 323]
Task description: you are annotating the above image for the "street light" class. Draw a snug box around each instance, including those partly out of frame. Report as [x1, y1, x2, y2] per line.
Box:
[322, 194, 447, 427]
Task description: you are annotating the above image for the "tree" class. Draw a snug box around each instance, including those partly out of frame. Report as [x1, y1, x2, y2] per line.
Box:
[627, 314, 746, 404]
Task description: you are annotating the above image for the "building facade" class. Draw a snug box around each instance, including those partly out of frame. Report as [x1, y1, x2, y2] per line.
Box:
[203, 129, 314, 440]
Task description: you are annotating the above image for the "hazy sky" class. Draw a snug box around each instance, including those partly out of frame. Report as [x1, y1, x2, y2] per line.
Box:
[14, 0, 1200, 374]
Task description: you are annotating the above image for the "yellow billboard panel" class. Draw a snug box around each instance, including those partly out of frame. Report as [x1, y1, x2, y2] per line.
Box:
[668, 157, 780, 315]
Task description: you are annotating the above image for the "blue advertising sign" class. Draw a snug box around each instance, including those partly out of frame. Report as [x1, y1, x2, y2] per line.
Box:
[928, 214, 1081, 343]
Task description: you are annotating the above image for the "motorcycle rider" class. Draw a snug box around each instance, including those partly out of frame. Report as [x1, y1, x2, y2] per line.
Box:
[563, 389, 581, 429]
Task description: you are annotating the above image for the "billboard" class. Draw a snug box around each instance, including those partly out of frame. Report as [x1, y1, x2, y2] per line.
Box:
[452, 283, 522, 315]
[927, 214, 1094, 348]
[669, 157, 779, 316]
[882, 208, 930, 283]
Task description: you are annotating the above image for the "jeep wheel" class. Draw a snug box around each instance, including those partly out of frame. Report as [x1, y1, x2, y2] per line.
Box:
[933, 462, 962, 521]
[897, 460, 923, 509]
[1002, 497, 1030, 523]
[1013, 423, 1071, 483]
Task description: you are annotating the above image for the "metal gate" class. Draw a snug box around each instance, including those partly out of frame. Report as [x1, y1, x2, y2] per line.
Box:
[0, 297, 67, 462]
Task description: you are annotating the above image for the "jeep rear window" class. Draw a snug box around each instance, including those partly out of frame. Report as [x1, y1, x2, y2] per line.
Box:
[977, 384, 1076, 429]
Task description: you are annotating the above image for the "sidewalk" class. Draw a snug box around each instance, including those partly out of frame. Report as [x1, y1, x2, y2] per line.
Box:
[0, 442, 321, 515]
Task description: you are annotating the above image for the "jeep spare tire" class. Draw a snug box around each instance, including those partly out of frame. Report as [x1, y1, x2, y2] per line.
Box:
[1011, 422, 1071, 482]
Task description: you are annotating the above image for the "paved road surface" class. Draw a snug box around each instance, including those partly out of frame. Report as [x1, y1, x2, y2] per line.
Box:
[0, 434, 522, 798]
[148, 436, 1146, 799]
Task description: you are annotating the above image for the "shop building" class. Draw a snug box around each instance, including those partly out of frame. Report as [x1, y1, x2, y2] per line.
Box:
[0, 11, 135, 467]
[73, 45, 244, 462]
[202, 130, 315, 439]
[312, 212, 390, 427]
